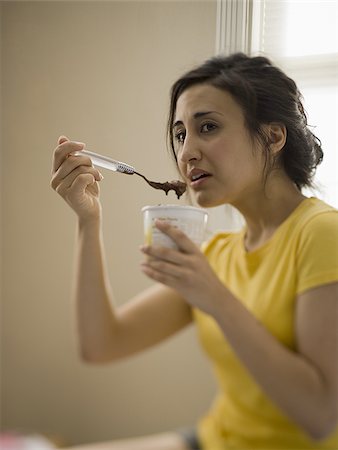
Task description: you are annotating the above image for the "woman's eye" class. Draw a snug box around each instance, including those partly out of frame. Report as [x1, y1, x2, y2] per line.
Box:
[201, 122, 217, 133]
[175, 131, 185, 143]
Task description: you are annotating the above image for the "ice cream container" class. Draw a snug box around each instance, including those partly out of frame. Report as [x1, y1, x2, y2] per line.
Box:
[142, 204, 208, 249]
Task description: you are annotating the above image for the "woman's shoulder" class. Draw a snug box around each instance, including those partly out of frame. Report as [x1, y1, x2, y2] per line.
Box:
[292, 197, 338, 262]
[281, 197, 338, 254]
[201, 229, 243, 255]
[296, 197, 338, 232]
[294, 198, 338, 293]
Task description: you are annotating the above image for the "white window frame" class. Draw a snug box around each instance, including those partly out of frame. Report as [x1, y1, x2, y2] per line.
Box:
[250, 0, 338, 86]
[215, 0, 253, 55]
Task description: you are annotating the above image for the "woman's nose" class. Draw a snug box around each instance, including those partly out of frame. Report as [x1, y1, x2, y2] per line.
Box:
[179, 134, 201, 163]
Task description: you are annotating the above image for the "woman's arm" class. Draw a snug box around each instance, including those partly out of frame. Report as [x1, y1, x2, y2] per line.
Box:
[51, 137, 192, 364]
[213, 282, 338, 440]
[75, 219, 192, 363]
[141, 220, 338, 440]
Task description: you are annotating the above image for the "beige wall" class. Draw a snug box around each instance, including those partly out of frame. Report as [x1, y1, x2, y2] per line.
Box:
[0, 2, 2, 432]
[1, 1, 218, 446]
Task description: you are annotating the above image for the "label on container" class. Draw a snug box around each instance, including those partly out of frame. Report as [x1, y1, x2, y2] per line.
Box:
[145, 216, 205, 249]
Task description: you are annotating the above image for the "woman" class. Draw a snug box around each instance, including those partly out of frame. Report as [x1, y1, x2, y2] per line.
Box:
[51, 53, 338, 449]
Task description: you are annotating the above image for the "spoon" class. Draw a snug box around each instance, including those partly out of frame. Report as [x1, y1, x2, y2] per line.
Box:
[73, 149, 186, 199]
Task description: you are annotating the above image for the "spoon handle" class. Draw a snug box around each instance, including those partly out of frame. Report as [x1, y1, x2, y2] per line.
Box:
[73, 149, 135, 174]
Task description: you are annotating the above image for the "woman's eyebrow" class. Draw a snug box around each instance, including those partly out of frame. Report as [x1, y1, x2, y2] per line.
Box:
[173, 111, 223, 128]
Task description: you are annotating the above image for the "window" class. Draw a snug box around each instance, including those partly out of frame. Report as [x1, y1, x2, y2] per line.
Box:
[251, 0, 338, 207]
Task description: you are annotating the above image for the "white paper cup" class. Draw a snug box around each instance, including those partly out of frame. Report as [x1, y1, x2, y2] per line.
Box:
[142, 204, 208, 249]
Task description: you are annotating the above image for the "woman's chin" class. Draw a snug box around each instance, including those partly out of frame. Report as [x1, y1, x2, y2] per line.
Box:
[193, 193, 224, 209]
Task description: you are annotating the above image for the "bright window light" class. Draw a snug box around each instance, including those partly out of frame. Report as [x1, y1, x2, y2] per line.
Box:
[301, 84, 338, 207]
[284, 1, 338, 57]
[255, 0, 338, 207]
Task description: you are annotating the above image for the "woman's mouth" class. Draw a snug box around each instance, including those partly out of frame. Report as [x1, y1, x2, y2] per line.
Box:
[189, 170, 212, 188]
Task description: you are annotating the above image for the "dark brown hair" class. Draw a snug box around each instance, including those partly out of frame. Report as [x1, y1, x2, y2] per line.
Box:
[167, 53, 323, 190]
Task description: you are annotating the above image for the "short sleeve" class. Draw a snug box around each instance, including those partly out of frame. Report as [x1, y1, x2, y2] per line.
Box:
[296, 211, 338, 294]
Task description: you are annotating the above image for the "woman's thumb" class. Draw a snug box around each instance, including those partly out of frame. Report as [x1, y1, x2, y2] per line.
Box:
[58, 135, 69, 145]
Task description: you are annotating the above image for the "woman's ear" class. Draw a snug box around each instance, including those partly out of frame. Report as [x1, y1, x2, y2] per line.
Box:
[268, 123, 287, 154]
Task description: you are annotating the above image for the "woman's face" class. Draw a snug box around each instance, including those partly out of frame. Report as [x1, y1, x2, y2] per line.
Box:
[173, 83, 266, 208]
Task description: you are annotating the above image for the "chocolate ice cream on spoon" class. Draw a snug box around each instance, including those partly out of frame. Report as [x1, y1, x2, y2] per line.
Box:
[133, 172, 186, 199]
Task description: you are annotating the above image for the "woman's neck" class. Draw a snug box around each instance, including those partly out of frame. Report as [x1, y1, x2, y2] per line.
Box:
[233, 174, 306, 252]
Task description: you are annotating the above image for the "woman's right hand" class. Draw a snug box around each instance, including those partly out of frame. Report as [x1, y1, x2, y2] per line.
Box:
[50, 136, 104, 221]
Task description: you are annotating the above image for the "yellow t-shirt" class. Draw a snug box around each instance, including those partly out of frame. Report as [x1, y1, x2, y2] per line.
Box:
[194, 197, 338, 449]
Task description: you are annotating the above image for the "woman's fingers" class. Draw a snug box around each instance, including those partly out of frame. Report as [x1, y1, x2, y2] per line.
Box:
[141, 257, 183, 278]
[154, 220, 199, 254]
[50, 136, 103, 219]
[51, 149, 103, 194]
[52, 154, 96, 184]
[70, 172, 99, 197]
[140, 262, 174, 285]
[140, 222, 201, 282]
[54, 165, 101, 196]
[52, 139, 85, 174]
[58, 135, 69, 145]
[140, 241, 193, 269]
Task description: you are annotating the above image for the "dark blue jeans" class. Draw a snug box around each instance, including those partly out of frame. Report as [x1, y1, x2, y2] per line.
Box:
[178, 427, 202, 450]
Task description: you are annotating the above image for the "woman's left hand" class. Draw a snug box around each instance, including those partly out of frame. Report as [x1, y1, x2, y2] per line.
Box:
[140, 220, 225, 316]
